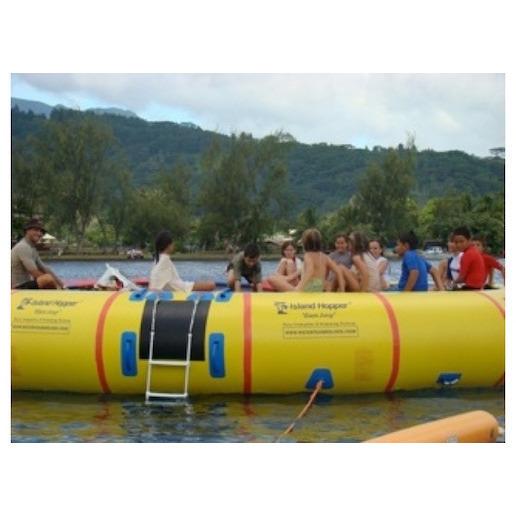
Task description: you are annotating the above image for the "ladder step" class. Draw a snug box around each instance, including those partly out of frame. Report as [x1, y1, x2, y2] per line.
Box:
[146, 391, 188, 399]
[145, 297, 199, 403]
[145, 399, 189, 406]
[149, 359, 189, 366]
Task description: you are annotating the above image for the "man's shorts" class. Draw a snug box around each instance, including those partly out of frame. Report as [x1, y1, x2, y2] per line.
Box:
[15, 279, 39, 289]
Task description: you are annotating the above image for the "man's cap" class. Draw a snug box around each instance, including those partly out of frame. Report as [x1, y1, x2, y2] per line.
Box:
[23, 218, 46, 234]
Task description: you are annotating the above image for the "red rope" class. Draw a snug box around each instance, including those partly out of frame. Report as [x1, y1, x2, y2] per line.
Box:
[276, 380, 324, 442]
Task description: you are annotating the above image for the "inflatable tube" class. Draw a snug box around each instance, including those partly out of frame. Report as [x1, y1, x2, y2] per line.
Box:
[11, 289, 505, 395]
[65, 279, 275, 291]
[65, 277, 150, 290]
[364, 410, 500, 443]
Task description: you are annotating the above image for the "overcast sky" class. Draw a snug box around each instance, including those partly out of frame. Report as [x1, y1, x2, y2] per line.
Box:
[11, 73, 504, 157]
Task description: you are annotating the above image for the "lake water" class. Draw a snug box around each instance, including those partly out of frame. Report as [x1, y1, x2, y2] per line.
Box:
[11, 258, 505, 443]
[44, 256, 505, 287]
[11, 389, 505, 443]
[45, 256, 426, 284]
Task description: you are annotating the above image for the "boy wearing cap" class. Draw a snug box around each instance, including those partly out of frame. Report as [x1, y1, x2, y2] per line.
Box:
[11, 218, 65, 289]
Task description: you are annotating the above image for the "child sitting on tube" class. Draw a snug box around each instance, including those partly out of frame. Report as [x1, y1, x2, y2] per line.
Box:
[149, 230, 215, 293]
[227, 243, 263, 292]
[395, 231, 444, 291]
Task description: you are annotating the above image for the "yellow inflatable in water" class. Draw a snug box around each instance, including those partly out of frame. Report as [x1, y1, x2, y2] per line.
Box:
[11, 289, 505, 396]
[365, 410, 500, 443]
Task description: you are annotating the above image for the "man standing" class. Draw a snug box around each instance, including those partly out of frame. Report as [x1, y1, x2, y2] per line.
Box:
[11, 218, 65, 289]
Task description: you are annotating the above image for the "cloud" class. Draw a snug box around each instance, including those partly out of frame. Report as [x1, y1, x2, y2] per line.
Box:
[434, 109, 461, 133]
[13, 73, 504, 156]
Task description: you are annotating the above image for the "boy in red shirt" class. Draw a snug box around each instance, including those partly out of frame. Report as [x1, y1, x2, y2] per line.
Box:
[452, 226, 485, 290]
[472, 235, 505, 288]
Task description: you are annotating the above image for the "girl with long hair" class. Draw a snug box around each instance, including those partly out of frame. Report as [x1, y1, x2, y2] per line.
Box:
[149, 230, 215, 292]
[339, 231, 382, 292]
[267, 229, 344, 292]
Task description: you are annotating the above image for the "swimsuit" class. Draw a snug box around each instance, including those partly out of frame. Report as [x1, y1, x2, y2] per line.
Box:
[300, 253, 325, 292]
[302, 278, 324, 292]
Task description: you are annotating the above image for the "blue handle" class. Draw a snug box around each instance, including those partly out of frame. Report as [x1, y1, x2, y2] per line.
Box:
[437, 372, 462, 385]
[209, 333, 226, 378]
[120, 331, 138, 376]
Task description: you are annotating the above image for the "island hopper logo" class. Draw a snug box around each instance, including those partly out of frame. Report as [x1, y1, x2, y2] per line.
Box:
[274, 300, 349, 315]
[274, 302, 289, 315]
[16, 297, 80, 310]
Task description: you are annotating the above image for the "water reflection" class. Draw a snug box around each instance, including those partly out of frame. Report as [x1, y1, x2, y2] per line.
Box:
[11, 388, 505, 443]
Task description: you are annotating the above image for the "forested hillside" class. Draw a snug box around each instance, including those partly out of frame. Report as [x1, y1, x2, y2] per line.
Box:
[11, 105, 504, 215]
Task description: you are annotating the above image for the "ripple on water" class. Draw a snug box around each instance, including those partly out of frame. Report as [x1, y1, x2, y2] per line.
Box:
[11, 388, 505, 443]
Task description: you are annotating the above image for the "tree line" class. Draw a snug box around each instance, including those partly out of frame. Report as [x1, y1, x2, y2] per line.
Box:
[11, 109, 505, 254]
[12, 106, 505, 213]
[315, 143, 505, 254]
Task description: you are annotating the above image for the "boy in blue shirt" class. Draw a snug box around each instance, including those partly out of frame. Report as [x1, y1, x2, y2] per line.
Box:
[395, 231, 444, 291]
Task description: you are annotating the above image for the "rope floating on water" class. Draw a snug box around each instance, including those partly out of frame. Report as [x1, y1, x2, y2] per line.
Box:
[276, 379, 324, 442]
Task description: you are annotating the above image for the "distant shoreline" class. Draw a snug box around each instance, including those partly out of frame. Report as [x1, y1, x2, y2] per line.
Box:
[42, 251, 503, 263]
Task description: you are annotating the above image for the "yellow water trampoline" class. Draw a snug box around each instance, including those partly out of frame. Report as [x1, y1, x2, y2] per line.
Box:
[11, 288, 505, 397]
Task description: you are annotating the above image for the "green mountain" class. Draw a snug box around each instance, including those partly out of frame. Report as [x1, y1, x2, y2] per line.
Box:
[11, 97, 139, 119]
[11, 102, 504, 215]
[11, 97, 54, 117]
[85, 107, 139, 118]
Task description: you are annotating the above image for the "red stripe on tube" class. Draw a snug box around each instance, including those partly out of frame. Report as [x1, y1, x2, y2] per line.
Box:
[475, 292, 505, 388]
[476, 291, 505, 318]
[494, 373, 505, 388]
[243, 293, 253, 395]
[95, 291, 121, 394]
[374, 293, 401, 393]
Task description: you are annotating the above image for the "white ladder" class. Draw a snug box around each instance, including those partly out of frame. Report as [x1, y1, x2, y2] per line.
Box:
[145, 297, 200, 404]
